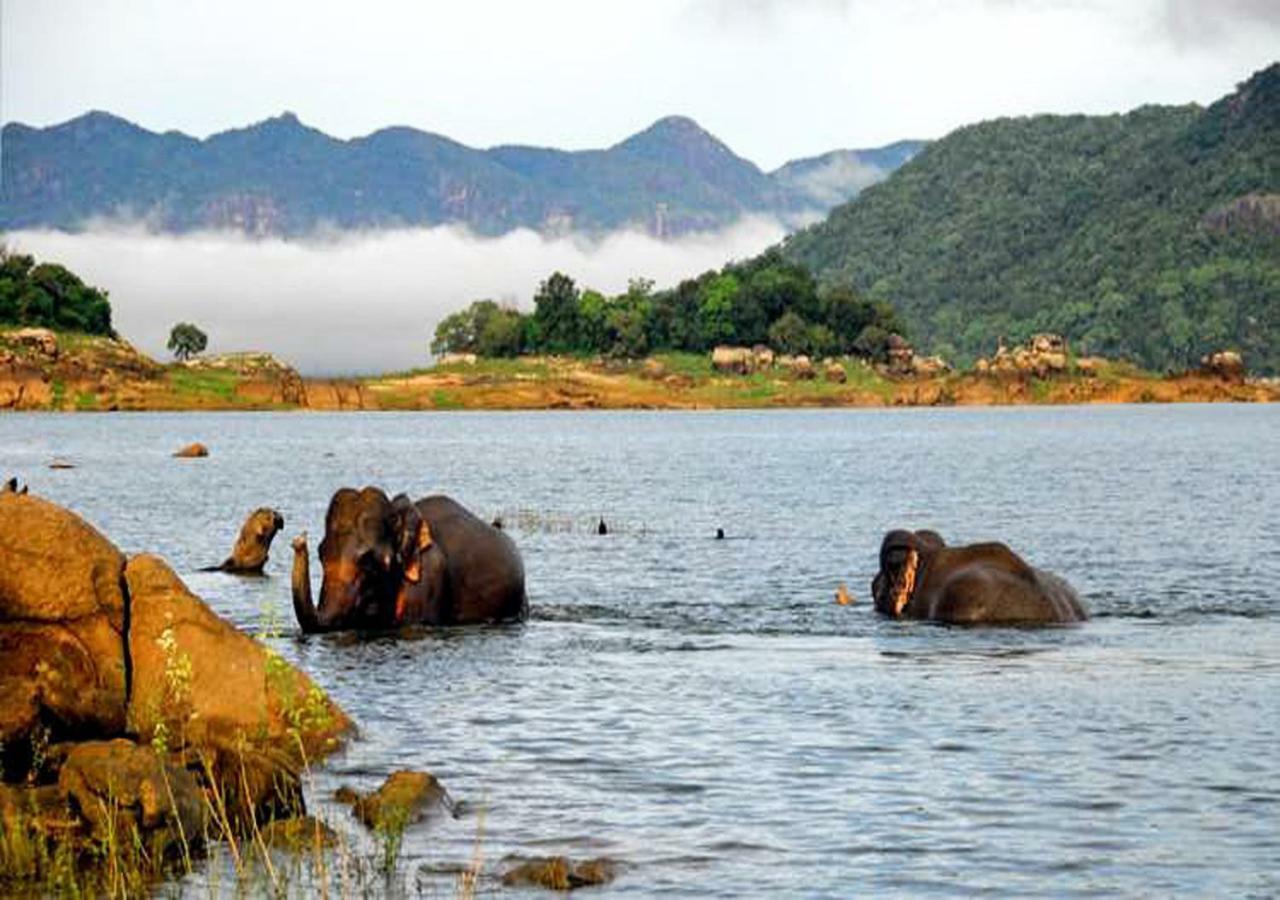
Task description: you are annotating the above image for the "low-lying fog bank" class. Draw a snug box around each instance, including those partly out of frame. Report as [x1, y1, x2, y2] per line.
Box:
[8, 218, 788, 374]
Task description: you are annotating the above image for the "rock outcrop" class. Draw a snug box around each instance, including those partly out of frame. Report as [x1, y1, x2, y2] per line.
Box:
[711, 345, 777, 375]
[1198, 350, 1245, 383]
[976, 334, 1069, 378]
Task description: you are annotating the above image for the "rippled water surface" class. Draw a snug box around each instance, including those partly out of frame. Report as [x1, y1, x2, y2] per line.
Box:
[4, 406, 1279, 896]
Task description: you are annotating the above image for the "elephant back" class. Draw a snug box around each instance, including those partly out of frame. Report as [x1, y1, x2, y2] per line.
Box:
[415, 495, 526, 623]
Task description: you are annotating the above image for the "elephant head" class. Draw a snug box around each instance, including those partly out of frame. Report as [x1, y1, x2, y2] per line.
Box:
[387, 494, 448, 624]
[292, 487, 398, 632]
[209, 507, 284, 573]
[872, 529, 946, 617]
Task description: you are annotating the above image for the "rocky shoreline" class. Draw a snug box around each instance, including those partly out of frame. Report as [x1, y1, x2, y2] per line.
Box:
[0, 487, 352, 890]
[2, 327, 1275, 412]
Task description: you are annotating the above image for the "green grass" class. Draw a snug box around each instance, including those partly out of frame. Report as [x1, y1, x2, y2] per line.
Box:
[649, 352, 713, 379]
[74, 391, 97, 410]
[431, 389, 463, 410]
[49, 379, 66, 409]
[167, 368, 241, 402]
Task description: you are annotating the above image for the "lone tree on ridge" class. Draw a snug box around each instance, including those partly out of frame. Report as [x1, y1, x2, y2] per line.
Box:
[167, 322, 208, 361]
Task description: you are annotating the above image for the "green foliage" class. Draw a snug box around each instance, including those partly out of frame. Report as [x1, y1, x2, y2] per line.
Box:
[782, 64, 1280, 373]
[431, 299, 525, 357]
[532, 272, 583, 353]
[432, 253, 901, 362]
[0, 246, 113, 335]
[767, 311, 810, 355]
[167, 322, 208, 361]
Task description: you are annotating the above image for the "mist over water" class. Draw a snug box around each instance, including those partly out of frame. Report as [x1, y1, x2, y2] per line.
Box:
[7, 218, 788, 374]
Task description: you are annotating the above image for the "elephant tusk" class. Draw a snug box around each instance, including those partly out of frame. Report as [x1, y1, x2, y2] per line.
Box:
[892, 550, 918, 616]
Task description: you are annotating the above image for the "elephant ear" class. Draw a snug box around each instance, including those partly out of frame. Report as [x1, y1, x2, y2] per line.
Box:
[403, 521, 434, 584]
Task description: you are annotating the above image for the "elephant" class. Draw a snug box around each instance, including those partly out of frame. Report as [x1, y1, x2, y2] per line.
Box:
[290, 487, 527, 633]
[202, 508, 285, 574]
[871, 529, 1087, 625]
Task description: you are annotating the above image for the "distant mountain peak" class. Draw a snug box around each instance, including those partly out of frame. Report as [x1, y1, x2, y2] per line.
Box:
[615, 115, 732, 156]
[55, 109, 142, 134]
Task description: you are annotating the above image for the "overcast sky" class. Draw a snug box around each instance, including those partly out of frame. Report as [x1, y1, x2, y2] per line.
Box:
[2, 0, 1276, 169]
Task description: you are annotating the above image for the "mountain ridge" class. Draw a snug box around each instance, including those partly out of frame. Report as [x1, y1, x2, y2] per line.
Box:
[0, 111, 917, 237]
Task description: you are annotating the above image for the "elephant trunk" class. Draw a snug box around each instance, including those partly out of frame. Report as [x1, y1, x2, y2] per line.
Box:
[291, 533, 326, 634]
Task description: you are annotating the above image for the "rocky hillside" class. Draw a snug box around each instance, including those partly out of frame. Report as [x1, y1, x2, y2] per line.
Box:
[0, 112, 917, 237]
[0, 327, 373, 410]
[781, 63, 1280, 373]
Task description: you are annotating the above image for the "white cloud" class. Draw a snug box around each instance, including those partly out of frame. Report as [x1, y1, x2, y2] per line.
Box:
[6, 220, 787, 375]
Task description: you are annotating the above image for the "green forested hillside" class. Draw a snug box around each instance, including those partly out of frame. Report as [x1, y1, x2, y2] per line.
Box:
[782, 64, 1280, 373]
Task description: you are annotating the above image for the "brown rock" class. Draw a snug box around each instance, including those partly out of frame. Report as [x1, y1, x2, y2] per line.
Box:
[711, 346, 755, 375]
[173, 442, 209, 458]
[1199, 350, 1245, 383]
[340, 770, 450, 831]
[824, 361, 847, 384]
[58, 738, 207, 856]
[6, 328, 59, 359]
[0, 495, 132, 747]
[125, 554, 351, 818]
[0, 492, 125, 623]
[502, 856, 618, 890]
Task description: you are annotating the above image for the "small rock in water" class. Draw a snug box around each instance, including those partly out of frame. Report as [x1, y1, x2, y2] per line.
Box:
[337, 770, 452, 831]
[48, 459, 76, 469]
[715, 527, 725, 540]
[835, 582, 855, 606]
[501, 856, 618, 890]
[173, 442, 209, 458]
[597, 518, 608, 535]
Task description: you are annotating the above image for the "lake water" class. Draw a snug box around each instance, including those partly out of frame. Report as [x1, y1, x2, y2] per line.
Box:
[3, 405, 1278, 896]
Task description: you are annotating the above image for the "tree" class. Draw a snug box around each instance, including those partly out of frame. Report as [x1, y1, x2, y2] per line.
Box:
[768, 311, 811, 356]
[697, 273, 739, 347]
[168, 322, 208, 361]
[532, 272, 582, 353]
[475, 305, 525, 357]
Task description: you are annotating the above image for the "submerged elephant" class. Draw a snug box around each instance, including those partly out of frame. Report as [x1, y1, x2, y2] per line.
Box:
[291, 487, 527, 632]
[203, 508, 285, 574]
[871, 529, 1087, 625]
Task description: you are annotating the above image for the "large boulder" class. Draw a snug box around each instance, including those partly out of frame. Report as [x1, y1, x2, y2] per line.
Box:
[0, 493, 129, 745]
[125, 553, 351, 819]
[711, 345, 755, 375]
[0, 492, 125, 622]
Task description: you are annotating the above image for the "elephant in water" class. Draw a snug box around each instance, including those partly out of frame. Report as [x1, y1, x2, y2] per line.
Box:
[290, 486, 527, 633]
[871, 529, 1087, 625]
[203, 507, 285, 574]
